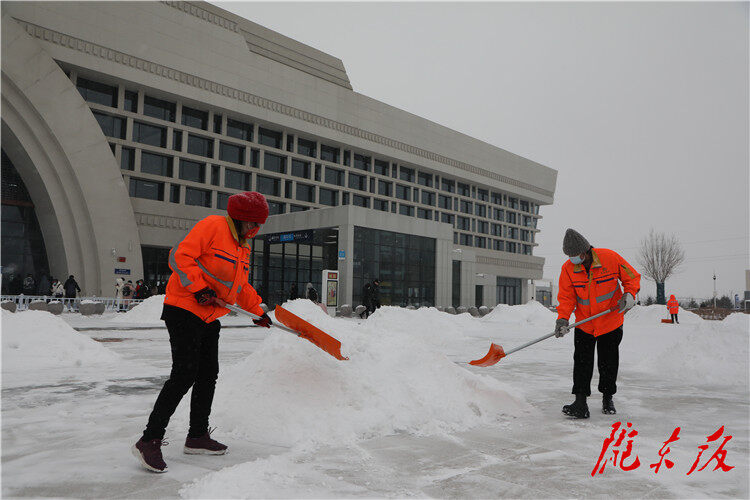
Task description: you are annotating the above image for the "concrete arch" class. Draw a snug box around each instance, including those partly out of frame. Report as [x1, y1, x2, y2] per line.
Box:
[1, 15, 143, 295]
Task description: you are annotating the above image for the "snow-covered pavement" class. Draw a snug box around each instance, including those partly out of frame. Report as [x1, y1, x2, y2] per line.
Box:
[2, 298, 748, 498]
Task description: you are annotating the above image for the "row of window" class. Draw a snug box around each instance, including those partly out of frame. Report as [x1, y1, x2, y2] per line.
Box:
[454, 233, 533, 254]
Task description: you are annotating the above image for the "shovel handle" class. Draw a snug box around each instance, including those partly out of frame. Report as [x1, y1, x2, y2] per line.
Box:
[224, 303, 301, 337]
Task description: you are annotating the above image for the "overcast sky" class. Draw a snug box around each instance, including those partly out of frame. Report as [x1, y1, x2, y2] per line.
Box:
[216, 1, 748, 301]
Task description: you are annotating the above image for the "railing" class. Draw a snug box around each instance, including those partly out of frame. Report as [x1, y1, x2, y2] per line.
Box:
[1, 295, 145, 312]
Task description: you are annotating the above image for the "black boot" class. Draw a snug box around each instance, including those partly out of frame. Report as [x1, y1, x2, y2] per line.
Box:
[562, 394, 590, 419]
[602, 394, 616, 414]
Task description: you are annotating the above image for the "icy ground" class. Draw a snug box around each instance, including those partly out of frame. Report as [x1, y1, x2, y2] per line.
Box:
[2, 297, 748, 498]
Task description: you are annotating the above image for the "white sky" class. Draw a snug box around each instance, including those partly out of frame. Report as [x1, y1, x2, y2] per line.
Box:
[215, 1, 749, 301]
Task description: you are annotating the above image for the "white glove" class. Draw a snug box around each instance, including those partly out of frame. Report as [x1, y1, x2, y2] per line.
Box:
[617, 293, 635, 313]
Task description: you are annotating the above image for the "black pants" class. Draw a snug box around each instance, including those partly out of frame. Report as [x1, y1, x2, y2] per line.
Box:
[572, 326, 623, 397]
[671, 313, 679, 323]
[143, 305, 220, 440]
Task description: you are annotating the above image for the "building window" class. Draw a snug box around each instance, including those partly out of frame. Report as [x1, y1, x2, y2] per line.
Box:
[224, 168, 250, 190]
[353, 153, 370, 171]
[320, 144, 339, 163]
[133, 121, 166, 147]
[375, 180, 391, 197]
[373, 199, 388, 212]
[217, 191, 230, 210]
[182, 106, 208, 130]
[297, 138, 317, 158]
[475, 236, 487, 248]
[143, 95, 175, 122]
[289, 204, 307, 212]
[441, 213, 454, 225]
[459, 233, 473, 246]
[256, 175, 280, 197]
[508, 197, 519, 209]
[421, 190, 435, 206]
[76, 77, 117, 107]
[460, 200, 473, 214]
[170, 184, 180, 203]
[452, 260, 461, 307]
[141, 152, 173, 177]
[258, 127, 282, 149]
[438, 194, 452, 210]
[286, 134, 294, 152]
[494, 208, 504, 221]
[92, 111, 126, 139]
[492, 224, 503, 236]
[315, 164, 321, 181]
[457, 182, 470, 197]
[219, 142, 245, 165]
[441, 178, 455, 193]
[399, 166, 415, 183]
[477, 189, 489, 201]
[417, 172, 433, 187]
[399, 204, 414, 217]
[506, 212, 517, 225]
[475, 204, 487, 217]
[325, 167, 345, 186]
[264, 152, 286, 174]
[318, 187, 338, 206]
[348, 173, 367, 191]
[343, 150, 351, 166]
[296, 183, 315, 202]
[173, 130, 183, 151]
[250, 149, 260, 168]
[185, 187, 210, 207]
[352, 194, 369, 208]
[457, 216, 471, 231]
[213, 114, 222, 134]
[396, 184, 410, 201]
[291, 159, 310, 178]
[417, 208, 432, 220]
[374, 159, 389, 176]
[227, 118, 253, 141]
[477, 221, 489, 234]
[493, 240, 504, 251]
[187, 134, 214, 158]
[124, 90, 138, 113]
[211, 165, 220, 186]
[268, 201, 285, 215]
[492, 192, 503, 205]
[507, 241, 516, 253]
[179, 159, 205, 183]
[523, 244, 532, 255]
[129, 178, 164, 200]
[120, 147, 134, 170]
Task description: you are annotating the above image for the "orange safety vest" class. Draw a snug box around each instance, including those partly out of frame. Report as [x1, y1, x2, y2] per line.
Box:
[164, 214, 264, 323]
[557, 248, 641, 337]
[667, 296, 679, 314]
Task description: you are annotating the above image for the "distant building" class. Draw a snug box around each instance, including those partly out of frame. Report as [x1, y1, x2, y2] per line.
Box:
[1, 1, 557, 307]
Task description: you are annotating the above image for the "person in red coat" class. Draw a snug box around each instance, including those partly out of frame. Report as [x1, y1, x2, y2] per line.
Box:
[667, 294, 680, 324]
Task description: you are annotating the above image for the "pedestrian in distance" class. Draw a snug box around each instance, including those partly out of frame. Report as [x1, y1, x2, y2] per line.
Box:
[667, 294, 680, 324]
[63, 275, 81, 298]
[361, 281, 372, 319]
[554, 228, 641, 419]
[289, 282, 298, 300]
[51, 279, 64, 298]
[371, 278, 381, 311]
[133, 191, 272, 473]
[37, 273, 50, 297]
[306, 282, 319, 303]
[22, 273, 36, 295]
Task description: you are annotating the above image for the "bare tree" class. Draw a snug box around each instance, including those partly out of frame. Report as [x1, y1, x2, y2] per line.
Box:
[636, 229, 685, 304]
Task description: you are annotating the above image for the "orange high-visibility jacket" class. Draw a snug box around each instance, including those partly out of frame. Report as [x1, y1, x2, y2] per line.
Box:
[667, 296, 679, 314]
[164, 215, 264, 323]
[557, 248, 641, 337]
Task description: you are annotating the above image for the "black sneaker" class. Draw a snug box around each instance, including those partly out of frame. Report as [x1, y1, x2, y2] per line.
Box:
[184, 428, 228, 455]
[562, 395, 590, 419]
[602, 395, 617, 414]
[132, 437, 168, 473]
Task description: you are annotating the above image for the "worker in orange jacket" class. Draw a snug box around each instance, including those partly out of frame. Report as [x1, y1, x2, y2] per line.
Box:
[133, 192, 271, 473]
[554, 228, 641, 419]
[667, 294, 680, 324]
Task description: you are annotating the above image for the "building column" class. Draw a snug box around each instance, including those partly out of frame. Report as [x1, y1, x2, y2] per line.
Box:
[338, 223, 355, 306]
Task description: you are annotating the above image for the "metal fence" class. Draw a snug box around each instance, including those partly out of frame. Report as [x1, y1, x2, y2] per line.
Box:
[1, 295, 146, 312]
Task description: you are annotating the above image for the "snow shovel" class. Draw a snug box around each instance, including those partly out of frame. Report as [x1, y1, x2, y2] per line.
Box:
[225, 303, 347, 361]
[469, 307, 618, 367]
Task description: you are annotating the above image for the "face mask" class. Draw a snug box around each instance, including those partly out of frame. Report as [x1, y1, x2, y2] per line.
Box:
[570, 255, 584, 265]
[244, 225, 260, 239]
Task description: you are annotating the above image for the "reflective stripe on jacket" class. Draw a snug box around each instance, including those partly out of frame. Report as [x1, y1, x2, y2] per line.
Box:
[557, 248, 641, 337]
[667, 297, 679, 314]
[164, 214, 264, 323]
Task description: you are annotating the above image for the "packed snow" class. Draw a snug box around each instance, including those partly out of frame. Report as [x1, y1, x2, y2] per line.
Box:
[1, 303, 747, 498]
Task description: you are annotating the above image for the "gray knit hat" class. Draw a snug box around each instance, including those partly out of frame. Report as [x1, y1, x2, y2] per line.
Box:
[562, 228, 591, 257]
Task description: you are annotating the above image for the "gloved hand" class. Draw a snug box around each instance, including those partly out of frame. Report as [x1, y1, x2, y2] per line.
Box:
[193, 287, 225, 307]
[617, 293, 635, 313]
[253, 312, 273, 328]
[555, 318, 570, 338]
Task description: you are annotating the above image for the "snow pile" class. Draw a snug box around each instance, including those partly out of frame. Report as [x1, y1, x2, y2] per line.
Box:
[720, 312, 749, 333]
[111, 294, 165, 323]
[175, 299, 530, 453]
[482, 300, 555, 325]
[1, 310, 120, 372]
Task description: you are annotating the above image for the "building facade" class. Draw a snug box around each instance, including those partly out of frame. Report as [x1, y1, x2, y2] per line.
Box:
[1, 1, 557, 308]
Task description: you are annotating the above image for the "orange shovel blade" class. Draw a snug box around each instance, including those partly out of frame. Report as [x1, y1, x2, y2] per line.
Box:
[274, 305, 348, 361]
[469, 343, 506, 367]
